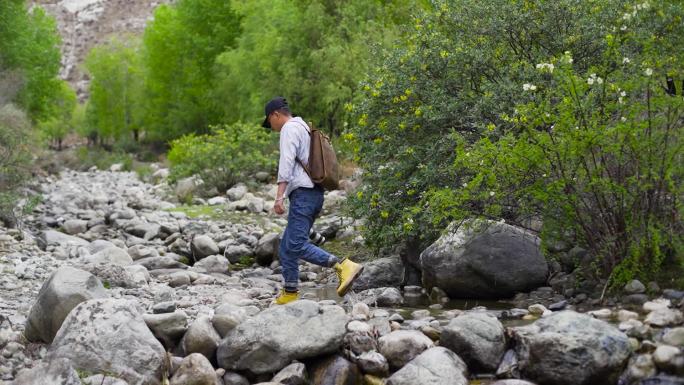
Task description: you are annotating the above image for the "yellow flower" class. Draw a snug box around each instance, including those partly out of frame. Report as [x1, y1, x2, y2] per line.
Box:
[356, 191, 363, 199]
[440, 50, 449, 58]
[381, 211, 389, 219]
[415, 107, 423, 117]
[374, 137, 383, 144]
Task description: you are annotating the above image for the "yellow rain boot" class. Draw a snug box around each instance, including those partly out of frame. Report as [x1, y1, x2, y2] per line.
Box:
[274, 289, 299, 305]
[334, 258, 364, 297]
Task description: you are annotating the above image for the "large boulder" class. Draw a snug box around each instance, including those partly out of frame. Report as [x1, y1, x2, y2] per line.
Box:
[510, 311, 632, 385]
[217, 300, 347, 374]
[25, 266, 108, 343]
[352, 256, 404, 291]
[38, 230, 89, 250]
[180, 316, 221, 361]
[440, 312, 506, 372]
[254, 233, 280, 266]
[378, 330, 434, 370]
[387, 347, 468, 385]
[85, 246, 133, 266]
[12, 358, 82, 385]
[191, 235, 220, 260]
[49, 298, 166, 385]
[170, 353, 218, 385]
[420, 220, 548, 298]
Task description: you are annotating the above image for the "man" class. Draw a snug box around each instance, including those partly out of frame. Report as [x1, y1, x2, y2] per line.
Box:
[262, 96, 363, 305]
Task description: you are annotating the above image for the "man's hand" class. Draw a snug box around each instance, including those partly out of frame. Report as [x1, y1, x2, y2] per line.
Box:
[274, 198, 286, 215]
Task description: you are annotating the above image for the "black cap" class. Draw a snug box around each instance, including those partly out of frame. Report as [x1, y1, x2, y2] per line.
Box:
[262, 97, 289, 128]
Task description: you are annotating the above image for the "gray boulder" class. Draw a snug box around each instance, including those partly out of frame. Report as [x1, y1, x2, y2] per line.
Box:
[440, 312, 506, 372]
[223, 244, 252, 264]
[387, 347, 468, 385]
[12, 358, 82, 385]
[353, 255, 404, 291]
[180, 316, 221, 360]
[191, 235, 219, 260]
[420, 220, 548, 298]
[144, 311, 188, 348]
[25, 266, 108, 343]
[134, 256, 188, 270]
[169, 353, 218, 385]
[191, 255, 230, 274]
[511, 311, 632, 385]
[378, 330, 434, 370]
[49, 298, 166, 385]
[226, 184, 248, 201]
[217, 300, 347, 374]
[271, 362, 308, 385]
[309, 355, 362, 385]
[356, 351, 389, 377]
[38, 230, 88, 250]
[86, 246, 133, 266]
[62, 219, 88, 235]
[255, 233, 280, 266]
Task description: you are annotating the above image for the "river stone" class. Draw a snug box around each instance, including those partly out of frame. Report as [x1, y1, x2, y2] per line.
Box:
[181, 316, 221, 360]
[86, 246, 133, 266]
[653, 345, 683, 371]
[622, 354, 657, 384]
[352, 255, 404, 291]
[420, 220, 548, 298]
[217, 300, 347, 374]
[511, 311, 632, 385]
[144, 311, 188, 348]
[638, 375, 684, 385]
[223, 372, 249, 385]
[386, 347, 468, 385]
[309, 355, 362, 385]
[49, 298, 166, 385]
[227, 184, 248, 201]
[63, 219, 88, 235]
[83, 375, 130, 385]
[271, 362, 308, 385]
[223, 244, 252, 264]
[39, 229, 89, 249]
[255, 233, 280, 266]
[87, 239, 118, 254]
[13, 358, 82, 385]
[378, 330, 435, 370]
[357, 351, 389, 377]
[192, 235, 219, 260]
[170, 353, 218, 385]
[25, 266, 108, 343]
[135, 256, 188, 270]
[645, 308, 684, 327]
[663, 327, 684, 347]
[440, 312, 506, 372]
[191, 255, 229, 274]
[625, 279, 646, 294]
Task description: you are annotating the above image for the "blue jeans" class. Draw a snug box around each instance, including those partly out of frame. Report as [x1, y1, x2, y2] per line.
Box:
[279, 186, 336, 291]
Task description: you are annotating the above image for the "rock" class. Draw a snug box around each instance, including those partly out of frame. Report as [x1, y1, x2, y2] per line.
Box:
[511, 311, 632, 385]
[271, 362, 308, 385]
[352, 303, 371, 320]
[223, 372, 250, 385]
[653, 345, 683, 372]
[86, 246, 133, 266]
[638, 375, 684, 385]
[617, 309, 639, 322]
[88, 239, 118, 254]
[135, 256, 188, 270]
[125, 264, 150, 286]
[663, 327, 684, 347]
[528, 304, 549, 316]
[255, 233, 280, 266]
[169, 271, 191, 287]
[623, 294, 649, 306]
[62, 219, 88, 235]
[646, 308, 683, 327]
[386, 347, 468, 385]
[12, 358, 82, 385]
[227, 184, 248, 201]
[25, 266, 108, 343]
[223, 244, 252, 264]
[39, 230, 89, 249]
[352, 256, 404, 291]
[440, 312, 506, 372]
[128, 244, 159, 260]
[309, 355, 362, 385]
[191, 235, 219, 260]
[344, 328, 377, 355]
[622, 354, 657, 384]
[49, 298, 166, 385]
[212, 304, 248, 337]
[208, 196, 227, 206]
[589, 308, 613, 319]
[170, 353, 218, 385]
[663, 289, 684, 301]
[356, 351, 389, 377]
[490, 381, 538, 385]
[176, 176, 199, 201]
[378, 330, 435, 370]
[217, 300, 347, 374]
[83, 374, 130, 385]
[191, 255, 229, 274]
[247, 197, 265, 213]
[420, 220, 548, 298]
[644, 299, 671, 312]
[144, 311, 188, 348]
[181, 316, 221, 360]
[625, 279, 646, 294]
[255, 171, 271, 182]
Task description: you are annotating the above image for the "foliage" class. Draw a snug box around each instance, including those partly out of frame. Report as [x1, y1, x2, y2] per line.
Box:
[38, 82, 78, 150]
[85, 37, 145, 143]
[348, 0, 683, 285]
[0, 104, 32, 227]
[0, 1, 63, 122]
[216, 0, 416, 136]
[74, 147, 134, 172]
[167, 122, 276, 193]
[141, 0, 242, 141]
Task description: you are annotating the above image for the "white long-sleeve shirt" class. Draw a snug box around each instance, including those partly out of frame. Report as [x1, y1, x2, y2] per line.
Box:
[277, 117, 314, 198]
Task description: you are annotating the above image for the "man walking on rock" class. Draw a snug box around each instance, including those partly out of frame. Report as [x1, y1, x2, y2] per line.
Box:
[262, 96, 363, 305]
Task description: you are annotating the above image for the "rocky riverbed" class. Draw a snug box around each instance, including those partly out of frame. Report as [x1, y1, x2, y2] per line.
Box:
[1, 167, 683, 385]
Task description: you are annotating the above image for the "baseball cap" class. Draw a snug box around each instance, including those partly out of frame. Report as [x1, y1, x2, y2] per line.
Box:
[262, 97, 289, 128]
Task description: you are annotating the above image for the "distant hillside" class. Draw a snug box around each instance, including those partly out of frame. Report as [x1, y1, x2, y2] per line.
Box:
[29, 0, 172, 100]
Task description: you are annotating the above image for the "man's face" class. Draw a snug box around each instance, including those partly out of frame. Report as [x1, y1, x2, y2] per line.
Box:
[268, 111, 285, 132]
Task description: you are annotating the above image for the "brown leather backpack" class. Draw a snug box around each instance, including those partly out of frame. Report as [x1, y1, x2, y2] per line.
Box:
[295, 121, 339, 191]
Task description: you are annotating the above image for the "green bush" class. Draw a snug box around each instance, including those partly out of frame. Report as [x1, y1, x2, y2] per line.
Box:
[348, 0, 683, 286]
[0, 104, 32, 227]
[74, 147, 134, 172]
[167, 122, 276, 194]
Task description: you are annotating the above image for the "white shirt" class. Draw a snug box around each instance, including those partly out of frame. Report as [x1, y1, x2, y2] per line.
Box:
[277, 117, 314, 197]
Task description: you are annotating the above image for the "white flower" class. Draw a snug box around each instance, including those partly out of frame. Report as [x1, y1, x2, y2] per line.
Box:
[620, 25, 628, 31]
[587, 73, 603, 86]
[618, 97, 624, 104]
[645, 68, 653, 76]
[542, 173, 547, 177]
[641, 2, 650, 9]
[623, 57, 631, 64]
[587, 77, 595, 85]
[462, 182, 468, 188]
[489, 191, 495, 197]
[620, 90, 627, 97]
[596, 77, 603, 84]
[621, 116, 627, 122]
[523, 83, 537, 91]
[536, 63, 555, 73]
[622, 13, 632, 20]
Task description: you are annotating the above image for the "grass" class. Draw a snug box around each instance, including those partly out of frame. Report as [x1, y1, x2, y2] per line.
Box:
[165, 204, 277, 229]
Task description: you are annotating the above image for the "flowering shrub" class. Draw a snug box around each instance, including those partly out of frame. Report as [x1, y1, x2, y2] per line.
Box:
[168, 122, 276, 194]
[347, 0, 683, 285]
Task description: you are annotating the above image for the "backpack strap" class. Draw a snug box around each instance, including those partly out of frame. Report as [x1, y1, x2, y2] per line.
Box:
[290, 120, 313, 178]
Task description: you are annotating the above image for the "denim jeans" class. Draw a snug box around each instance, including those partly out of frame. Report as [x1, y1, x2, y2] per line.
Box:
[279, 186, 336, 291]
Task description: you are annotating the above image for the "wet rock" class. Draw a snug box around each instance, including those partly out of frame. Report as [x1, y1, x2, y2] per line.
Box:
[622, 353, 657, 384]
[378, 330, 434, 370]
[144, 311, 188, 348]
[170, 353, 218, 385]
[352, 255, 404, 291]
[386, 347, 468, 385]
[309, 355, 362, 385]
[191, 235, 219, 260]
[25, 266, 108, 343]
[49, 298, 166, 385]
[663, 290, 684, 301]
[181, 316, 221, 360]
[271, 362, 308, 385]
[511, 311, 631, 385]
[440, 312, 506, 372]
[420, 220, 548, 298]
[217, 300, 347, 374]
[356, 351, 389, 377]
